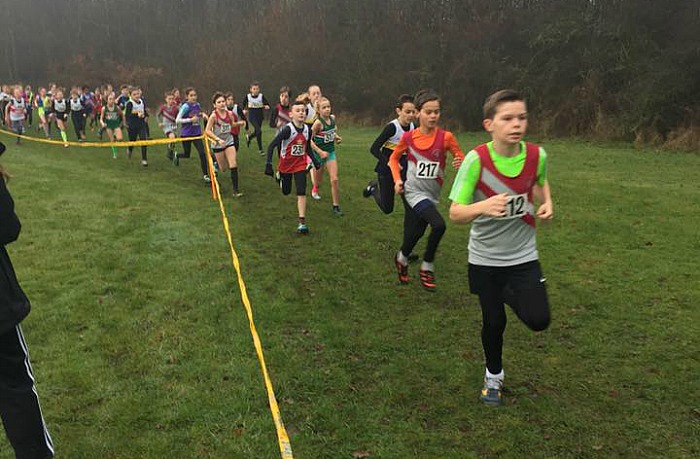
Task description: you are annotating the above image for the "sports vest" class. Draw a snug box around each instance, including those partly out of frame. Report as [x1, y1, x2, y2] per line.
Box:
[313, 116, 336, 152]
[274, 103, 291, 129]
[8, 98, 26, 121]
[70, 98, 83, 112]
[247, 94, 264, 109]
[383, 119, 414, 151]
[279, 123, 310, 174]
[474, 142, 539, 228]
[53, 99, 67, 113]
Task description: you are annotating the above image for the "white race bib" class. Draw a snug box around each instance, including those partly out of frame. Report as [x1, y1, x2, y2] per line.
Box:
[416, 160, 440, 179]
[290, 144, 305, 156]
[499, 193, 529, 219]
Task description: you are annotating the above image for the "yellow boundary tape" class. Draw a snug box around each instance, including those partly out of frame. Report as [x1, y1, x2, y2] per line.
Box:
[1, 129, 294, 458]
[0, 127, 204, 147]
[203, 141, 294, 459]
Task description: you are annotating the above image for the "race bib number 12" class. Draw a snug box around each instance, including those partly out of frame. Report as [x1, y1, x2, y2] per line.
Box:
[499, 193, 529, 219]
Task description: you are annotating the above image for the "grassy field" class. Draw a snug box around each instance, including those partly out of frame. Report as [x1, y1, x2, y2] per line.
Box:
[0, 124, 698, 459]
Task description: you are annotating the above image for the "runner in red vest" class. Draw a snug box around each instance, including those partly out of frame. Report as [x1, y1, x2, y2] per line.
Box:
[388, 89, 465, 291]
[265, 100, 321, 234]
[449, 89, 554, 406]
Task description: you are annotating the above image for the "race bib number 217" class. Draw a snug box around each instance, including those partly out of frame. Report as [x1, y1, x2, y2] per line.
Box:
[416, 160, 440, 179]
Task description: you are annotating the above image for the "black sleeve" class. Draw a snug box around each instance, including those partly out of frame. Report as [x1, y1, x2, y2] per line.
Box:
[241, 95, 249, 110]
[306, 136, 321, 169]
[263, 96, 270, 106]
[370, 123, 397, 160]
[269, 106, 278, 128]
[0, 178, 21, 246]
[266, 125, 291, 164]
[124, 101, 133, 120]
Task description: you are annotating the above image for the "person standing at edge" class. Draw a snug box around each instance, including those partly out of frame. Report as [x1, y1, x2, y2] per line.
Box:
[0, 142, 55, 459]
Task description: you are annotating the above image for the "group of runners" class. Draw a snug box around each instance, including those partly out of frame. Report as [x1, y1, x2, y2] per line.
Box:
[1, 80, 554, 407]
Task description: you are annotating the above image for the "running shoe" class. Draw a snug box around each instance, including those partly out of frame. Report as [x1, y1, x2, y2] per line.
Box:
[245, 133, 251, 148]
[173, 152, 179, 166]
[362, 180, 378, 198]
[203, 174, 211, 183]
[141, 160, 148, 167]
[419, 269, 436, 292]
[311, 186, 321, 200]
[259, 150, 265, 156]
[332, 206, 343, 216]
[297, 223, 309, 234]
[166, 150, 174, 161]
[233, 191, 243, 198]
[395, 255, 409, 284]
[274, 171, 281, 187]
[407, 253, 420, 263]
[480, 376, 504, 406]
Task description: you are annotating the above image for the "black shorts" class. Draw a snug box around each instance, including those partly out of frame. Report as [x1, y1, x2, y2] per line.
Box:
[468, 260, 546, 297]
[212, 141, 236, 153]
[55, 112, 68, 122]
[280, 170, 307, 196]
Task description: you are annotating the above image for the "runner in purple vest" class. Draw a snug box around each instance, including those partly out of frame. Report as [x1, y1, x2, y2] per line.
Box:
[175, 87, 210, 184]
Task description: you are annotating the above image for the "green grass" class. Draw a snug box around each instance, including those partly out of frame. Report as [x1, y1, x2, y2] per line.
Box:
[0, 124, 698, 458]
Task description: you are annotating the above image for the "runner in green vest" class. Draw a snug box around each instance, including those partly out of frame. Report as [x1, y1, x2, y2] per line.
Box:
[310, 97, 343, 215]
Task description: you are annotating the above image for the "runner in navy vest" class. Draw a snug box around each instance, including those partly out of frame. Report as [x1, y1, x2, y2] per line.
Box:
[363, 94, 416, 214]
[242, 81, 270, 155]
[69, 88, 87, 142]
[124, 87, 149, 166]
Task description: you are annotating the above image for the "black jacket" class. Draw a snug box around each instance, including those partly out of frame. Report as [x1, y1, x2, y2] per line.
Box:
[0, 177, 30, 334]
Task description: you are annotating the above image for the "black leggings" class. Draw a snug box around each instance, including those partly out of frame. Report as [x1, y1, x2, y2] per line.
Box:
[400, 198, 446, 263]
[71, 111, 85, 138]
[181, 138, 208, 176]
[248, 112, 263, 150]
[127, 124, 148, 161]
[281, 170, 307, 196]
[468, 261, 551, 374]
[372, 171, 397, 214]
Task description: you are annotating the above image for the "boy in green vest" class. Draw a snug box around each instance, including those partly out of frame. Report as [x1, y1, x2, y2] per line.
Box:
[449, 89, 553, 406]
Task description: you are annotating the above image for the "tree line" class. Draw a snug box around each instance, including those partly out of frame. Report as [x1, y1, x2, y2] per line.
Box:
[1, 0, 698, 147]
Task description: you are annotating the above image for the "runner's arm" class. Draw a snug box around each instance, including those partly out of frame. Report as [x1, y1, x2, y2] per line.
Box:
[369, 123, 396, 160]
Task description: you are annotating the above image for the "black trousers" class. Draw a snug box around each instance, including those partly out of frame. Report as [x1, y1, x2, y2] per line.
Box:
[248, 112, 263, 150]
[70, 111, 85, 138]
[127, 124, 148, 161]
[468, 260, 551, 374]
[0, 324, 54, 459]
[400, 198, 446, 263]
[181, 138, 208, 176]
